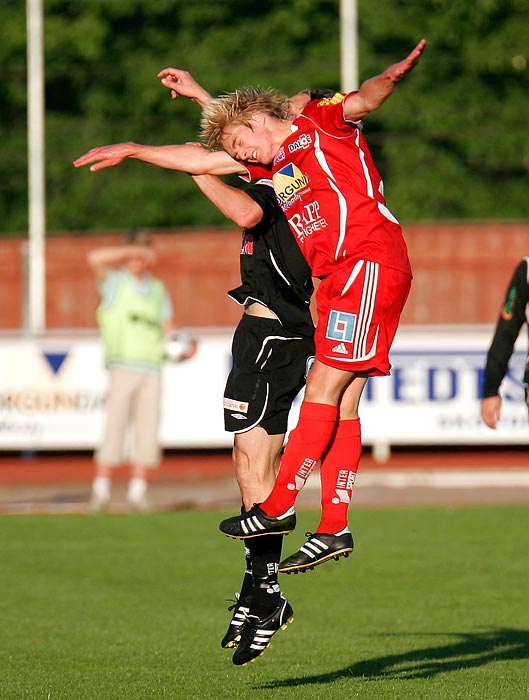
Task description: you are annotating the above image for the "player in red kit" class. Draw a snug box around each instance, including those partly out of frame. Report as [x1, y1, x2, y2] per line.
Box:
[74, 40, 426, 576]
[199, 40, 426, 572]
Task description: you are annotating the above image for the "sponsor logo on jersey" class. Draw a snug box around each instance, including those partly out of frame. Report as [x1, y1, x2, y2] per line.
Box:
[241, 232, 253, 255]
[287, 200, 327, 243]
[224, 398, 249, 413]
[274, 147, 285, 164]
[316, 92, 345, 107]
[288, 133, 312, 153]
[273, 163, 310, 207]
[326, 310, 357, 343]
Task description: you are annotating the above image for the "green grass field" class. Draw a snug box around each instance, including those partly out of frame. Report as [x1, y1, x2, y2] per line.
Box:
[2, 506, 528, 700]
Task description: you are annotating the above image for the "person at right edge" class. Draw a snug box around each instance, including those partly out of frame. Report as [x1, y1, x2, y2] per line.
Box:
[481, 257, 529, 429]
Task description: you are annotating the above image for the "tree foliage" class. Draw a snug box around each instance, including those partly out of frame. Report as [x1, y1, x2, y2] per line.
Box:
[1, 0, 528, 235]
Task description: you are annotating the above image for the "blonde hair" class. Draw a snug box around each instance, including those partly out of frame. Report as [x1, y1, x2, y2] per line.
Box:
[200, 87, 290, 151]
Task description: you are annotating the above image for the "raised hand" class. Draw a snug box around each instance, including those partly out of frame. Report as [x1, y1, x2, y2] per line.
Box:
[345, 39, 427, 121]
[157, 67, 212, 107]
[73, 143, 135, 172]
[385, 38, 427, 83]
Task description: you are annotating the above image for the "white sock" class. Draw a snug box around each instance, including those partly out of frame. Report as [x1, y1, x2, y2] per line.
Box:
[334, 526, 351, 536]
[92, 476, 111, 500]
[127, 478, 147, 503]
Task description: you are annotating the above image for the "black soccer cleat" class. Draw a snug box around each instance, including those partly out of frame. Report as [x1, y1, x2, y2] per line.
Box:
[221, 593, 251, 649]
[219, 504, 296, 539]
[278, 531, 354, 574]
[232, 596, 294, 666]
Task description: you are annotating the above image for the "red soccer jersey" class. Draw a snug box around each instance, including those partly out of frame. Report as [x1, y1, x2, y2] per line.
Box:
[268, 93, 412, 279]
[238, 162, 272, 185]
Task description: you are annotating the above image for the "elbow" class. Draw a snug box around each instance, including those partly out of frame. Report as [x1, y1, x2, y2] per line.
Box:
[192, 163, 211, 175]
[233, 209, 263, 229]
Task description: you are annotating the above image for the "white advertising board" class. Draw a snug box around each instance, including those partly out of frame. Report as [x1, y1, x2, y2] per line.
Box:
[0, 329, 232, 450]
[358, 326, 529, 455]
[0, 326, 527, 452]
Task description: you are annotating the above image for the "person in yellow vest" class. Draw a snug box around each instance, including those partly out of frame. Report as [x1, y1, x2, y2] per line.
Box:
[88, 230, 182, 511]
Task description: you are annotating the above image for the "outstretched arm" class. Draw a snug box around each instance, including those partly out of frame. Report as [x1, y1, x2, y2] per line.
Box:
[73, 141, 246, 176]
[191, 174, 264, 229]
[157, 67, 213, 108]
[344, 38, 427, 121]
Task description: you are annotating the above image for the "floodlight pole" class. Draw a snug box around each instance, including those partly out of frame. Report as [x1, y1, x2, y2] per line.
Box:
[340, 0, 358, 92]
[26, 0, 46, 334]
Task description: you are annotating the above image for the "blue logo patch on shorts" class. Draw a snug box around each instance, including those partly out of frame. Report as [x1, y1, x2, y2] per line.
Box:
[326, 310, 356, 342]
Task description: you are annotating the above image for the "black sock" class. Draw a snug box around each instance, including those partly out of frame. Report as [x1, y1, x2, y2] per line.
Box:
[237, 505, 254, 601]
[247, 534, 283, 617]
[250, 579, 281, 619]
[238, 543, 253, 601]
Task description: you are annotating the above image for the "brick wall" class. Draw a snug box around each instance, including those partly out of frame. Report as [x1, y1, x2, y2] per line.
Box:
[401, 222, 529, 324]
[1, 240, 24, 328]
[1, 222, 528, 330]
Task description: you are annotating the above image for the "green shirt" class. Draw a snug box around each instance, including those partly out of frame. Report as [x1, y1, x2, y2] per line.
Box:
[96, 268, 173, 371]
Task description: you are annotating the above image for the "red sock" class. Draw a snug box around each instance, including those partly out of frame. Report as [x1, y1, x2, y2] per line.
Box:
[316, 418, 362, 534]
[261, 402, 339, 517]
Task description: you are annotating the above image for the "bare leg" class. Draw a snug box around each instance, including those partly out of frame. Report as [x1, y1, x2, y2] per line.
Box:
[233, 427, 285, 510]
[222, 427, 287, 647]
[303, 359, 357, 406]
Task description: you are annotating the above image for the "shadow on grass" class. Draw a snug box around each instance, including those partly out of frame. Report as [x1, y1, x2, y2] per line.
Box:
[257, 627, 529, 688]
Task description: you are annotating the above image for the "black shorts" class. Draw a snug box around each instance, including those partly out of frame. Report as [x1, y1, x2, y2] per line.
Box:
[224, 314, 315, 435]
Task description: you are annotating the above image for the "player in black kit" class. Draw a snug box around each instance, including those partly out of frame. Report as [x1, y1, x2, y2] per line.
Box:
[190, 173, 314, 665]
[481, 257, 529, 429]
[73, 70, 336, 665]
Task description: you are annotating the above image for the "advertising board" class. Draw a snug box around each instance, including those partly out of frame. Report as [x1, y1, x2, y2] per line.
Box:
[0, 326, 527, 453]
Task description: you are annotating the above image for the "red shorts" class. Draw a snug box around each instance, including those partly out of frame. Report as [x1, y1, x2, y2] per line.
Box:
[314, 260, 411, 376]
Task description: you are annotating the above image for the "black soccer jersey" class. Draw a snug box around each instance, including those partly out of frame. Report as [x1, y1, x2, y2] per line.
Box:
[483, 257, 529, 397]
[228, 183, 315, 338]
